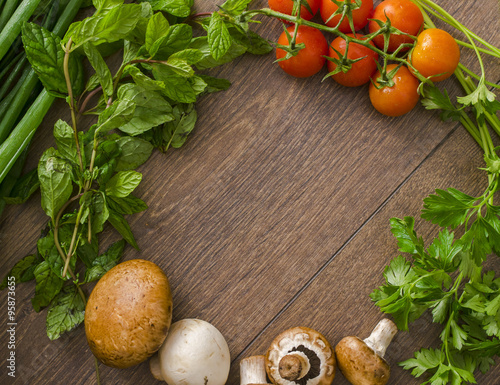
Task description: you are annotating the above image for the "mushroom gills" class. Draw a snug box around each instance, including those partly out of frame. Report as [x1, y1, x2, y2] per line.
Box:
[280, 345, 321, 385]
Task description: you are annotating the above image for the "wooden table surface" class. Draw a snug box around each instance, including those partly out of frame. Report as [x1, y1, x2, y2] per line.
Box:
[1, 1, 499, 384]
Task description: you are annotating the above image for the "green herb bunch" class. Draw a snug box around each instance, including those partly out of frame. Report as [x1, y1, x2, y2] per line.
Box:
[1, 0, 271, 341]
[371, 183, 500, 384]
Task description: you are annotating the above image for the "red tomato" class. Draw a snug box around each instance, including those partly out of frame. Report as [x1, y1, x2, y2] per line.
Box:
[276, 25, 328, 78]
[327, 34, 379, 87]
[369, 64, 420, 116]
[368, 0, 424, 52]
[320, 0, 373, 33]
[268, 0, 320, 21]
[410, 28, 460, 82]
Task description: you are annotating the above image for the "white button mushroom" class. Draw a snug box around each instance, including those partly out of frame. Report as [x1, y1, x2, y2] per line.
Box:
[240, 355, 271, 385]
[335, 318, 398, 385]
[265, 326, 336, 385]
[149, 318, 231, 385]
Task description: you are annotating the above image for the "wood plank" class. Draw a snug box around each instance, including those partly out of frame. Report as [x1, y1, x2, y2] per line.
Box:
[0, 0, 498, 384]
[227, 126, 500, 384]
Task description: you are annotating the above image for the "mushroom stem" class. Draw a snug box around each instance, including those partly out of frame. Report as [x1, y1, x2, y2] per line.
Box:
[279, 353, 310, 381]
[150, 354, 164, 381]
[240, 355, 270, 385]
[363, 319, 398, 358]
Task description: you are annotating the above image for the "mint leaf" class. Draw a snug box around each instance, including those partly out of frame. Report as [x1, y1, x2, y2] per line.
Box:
[190, 36, 247, 69]
[54, 120, 81, 166]
[38, 148, 74, 223]
[37, 227, 76, 279]
[152, 65, 197, 103]
[170, 48, 204, 65]
[107, 210, 139, 249]
[84, 239, 125, 283]
[116, 83, 174, 135]
[153, 23, 193, 59]
[161, 103, 197, 149]
[208, 12, 232, 60]
[65, 4, 143, 49]
[144, 0, 193, 17]
[83, 42, 113, 100]
[198, 74, 231, 93]
[32, 261, 64, 312]
[2, 169, 40, 205]
[0, 254, 41, 290]
[145, 11, 170, 57]
[115, 136, 154, 171]
[107, 195, 148, 215]
[46, 285, 85, 340]
[105, 171, 142, 198]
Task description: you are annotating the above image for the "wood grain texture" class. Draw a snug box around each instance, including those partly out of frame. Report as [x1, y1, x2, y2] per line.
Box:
[0, 0, 499, 384]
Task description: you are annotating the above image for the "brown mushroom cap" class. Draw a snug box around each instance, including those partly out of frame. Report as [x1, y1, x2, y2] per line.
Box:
[265, 326, 336, 385]
[85, 259, 173, 368]
[335, 336, 390, 385]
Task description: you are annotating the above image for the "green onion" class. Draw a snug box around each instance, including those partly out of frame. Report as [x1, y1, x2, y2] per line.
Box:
[0, 0, 42, 62]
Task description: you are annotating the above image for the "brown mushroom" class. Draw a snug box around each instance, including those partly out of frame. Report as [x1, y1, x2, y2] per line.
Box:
[335, 319, 398, 385]
[85, 259, 173, 368]
[240, 355, 271, 385]
[265, 326, 336, 385]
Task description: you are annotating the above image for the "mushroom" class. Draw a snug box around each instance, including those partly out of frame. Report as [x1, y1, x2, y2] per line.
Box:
[240, 355, 271, 385]
[84, 259, 173, 368]
[265, 326, 336, 385]
[335, 318, 398, 385]
[149, 318, 230, 385]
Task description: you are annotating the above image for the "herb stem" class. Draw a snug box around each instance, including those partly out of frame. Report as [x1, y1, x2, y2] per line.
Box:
[63, 38, 84, 173]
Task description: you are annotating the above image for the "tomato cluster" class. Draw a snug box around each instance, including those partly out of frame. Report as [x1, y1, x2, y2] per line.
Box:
[269, 0, 461, 117]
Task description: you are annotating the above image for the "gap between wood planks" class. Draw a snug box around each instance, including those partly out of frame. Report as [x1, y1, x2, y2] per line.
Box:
[230, 118, 465, 366]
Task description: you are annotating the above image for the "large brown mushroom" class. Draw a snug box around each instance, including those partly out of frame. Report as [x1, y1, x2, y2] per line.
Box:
[265, 326, 336, 385]
[85, 259, 173, 368]
[335, 318, 398, 385]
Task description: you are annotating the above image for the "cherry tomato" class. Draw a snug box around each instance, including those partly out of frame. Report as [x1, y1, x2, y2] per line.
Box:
[268, 0, 320, 21]
[369, 64, 420, 116]
[320, 0, 373, 33]
[410, 28, 460, 82]
[368, 0, 424, 52]
[327, 34, 379, 87]
[276, 25, 328, 78]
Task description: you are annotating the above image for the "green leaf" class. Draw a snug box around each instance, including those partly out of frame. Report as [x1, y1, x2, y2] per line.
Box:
[38, 148, 74, 222]
[198, 74, 231, 93]
[384, 255, 416, 287]
[166, 57, 194, 77]
[107, 210, 139, 249]
[400, 348, 444, 377]
[96, 97, 136, 135]
[115, 136, 154, 171]
[427, 228, 462, 271]
[0, 254, 41, 290]
[161, 103, 197, 149]
[228, 27, 272, 55]
[31, 261, 64, 312]
[221, 0, 252, 15]
[207, 12, 232, 60]
[37, 227, 76, 279]
[450, 319, 468, 350]
[190, 36, 247, 69]
[46, 285, 85, 340]
[54, 120, 80, 166]
[422, 188, 477, 228]
[116, 83, 174, 135]
[22, 23, 72, 98]
[143, 0, 193, 17]
[107, 195, 148, 215]
[65, 4, 143, 49]
[2, 169, 40, 205]
[421, 85, 462, 122]
[84, 239, 125, 283]
[83, 42, 114, 100]
[390, 217, 424, 255]
[90, 191, 110, 234]
[170, 49, 204, 65]
[145, 11, 170, 57]
[153, 23, 193, 59]
[105, 171, 142, 198]
[152, 65, 197, 103]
